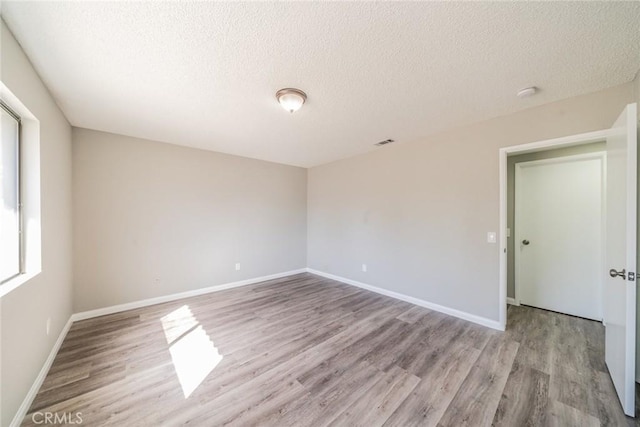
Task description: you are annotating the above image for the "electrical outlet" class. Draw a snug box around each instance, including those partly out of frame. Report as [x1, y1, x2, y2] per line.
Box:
[46, 318, 51, 336]
[235, 263, 241, 271]
[362, 264, 367, 272]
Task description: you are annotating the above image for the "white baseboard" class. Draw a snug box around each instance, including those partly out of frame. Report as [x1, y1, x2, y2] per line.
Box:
[72, 269, 307, 321]
[306, 268, 504, 331]
[507, 297, 519, 306]
[10, 316, 74, 427]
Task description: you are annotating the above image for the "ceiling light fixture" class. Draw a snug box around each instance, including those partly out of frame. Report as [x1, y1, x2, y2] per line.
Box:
[276, 88, 307, 113]
[517, 86, 538, 98]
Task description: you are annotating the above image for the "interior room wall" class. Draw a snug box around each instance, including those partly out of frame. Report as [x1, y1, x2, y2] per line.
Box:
[72, 128, 307, 312]
[506, 142, 606, 299]
[307, 82, 634, 323]
[1, 21, 73, 427]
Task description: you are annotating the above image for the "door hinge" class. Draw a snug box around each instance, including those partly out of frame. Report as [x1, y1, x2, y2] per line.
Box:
[629, 272, 635, 281]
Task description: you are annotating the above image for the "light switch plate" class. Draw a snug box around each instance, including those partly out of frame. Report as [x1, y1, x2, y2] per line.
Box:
[487, 232, 497, 243]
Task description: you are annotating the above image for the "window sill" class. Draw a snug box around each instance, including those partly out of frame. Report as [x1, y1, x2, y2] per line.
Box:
[0, 271, 41, 298]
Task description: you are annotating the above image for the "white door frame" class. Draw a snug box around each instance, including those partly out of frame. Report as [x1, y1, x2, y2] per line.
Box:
[498, 129, 613, 330]
[513, 152, 606, 317]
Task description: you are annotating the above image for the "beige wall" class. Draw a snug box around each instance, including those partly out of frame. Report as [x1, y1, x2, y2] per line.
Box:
[308, 82, 634, 322]
[506, 142, 606, 299]
[1, 22, 73, 426]
[72, 128, 307, 312]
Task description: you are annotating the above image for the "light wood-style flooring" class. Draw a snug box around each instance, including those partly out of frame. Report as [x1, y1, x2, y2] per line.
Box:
[21, 273, 636, 426]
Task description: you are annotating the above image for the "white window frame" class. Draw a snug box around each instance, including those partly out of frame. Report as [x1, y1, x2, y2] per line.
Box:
[0, 82, 42, 298]
[1, 99, 24, 284]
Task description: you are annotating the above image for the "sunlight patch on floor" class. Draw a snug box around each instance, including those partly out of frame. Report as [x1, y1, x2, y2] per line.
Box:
[161, 305, 223, 398]
[161, 305, 199, 344]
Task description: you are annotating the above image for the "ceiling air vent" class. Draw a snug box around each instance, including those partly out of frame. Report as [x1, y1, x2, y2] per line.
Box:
[375, 139, 395, 147]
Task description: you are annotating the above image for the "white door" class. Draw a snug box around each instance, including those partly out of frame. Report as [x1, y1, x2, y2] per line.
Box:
[515, 154, 604, 320]
[604, 102, 637, 416]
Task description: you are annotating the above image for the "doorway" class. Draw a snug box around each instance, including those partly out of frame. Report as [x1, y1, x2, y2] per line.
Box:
[511, 149, 605, 320]
[498, 129, 616, 330]
[498, 102, 637, 416]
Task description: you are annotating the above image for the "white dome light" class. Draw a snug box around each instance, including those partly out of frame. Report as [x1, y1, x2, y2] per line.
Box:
[276, 88, 307, 113]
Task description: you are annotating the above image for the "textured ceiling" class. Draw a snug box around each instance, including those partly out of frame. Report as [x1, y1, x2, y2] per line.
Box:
[2, 2, 640, 167]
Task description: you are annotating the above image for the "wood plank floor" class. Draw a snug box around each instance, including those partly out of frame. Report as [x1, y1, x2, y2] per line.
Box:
[20, 273, 637, 426]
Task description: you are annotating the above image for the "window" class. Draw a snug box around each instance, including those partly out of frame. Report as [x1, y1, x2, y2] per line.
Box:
[1, 101, 22, 284]
[0, 84, 41, 297]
